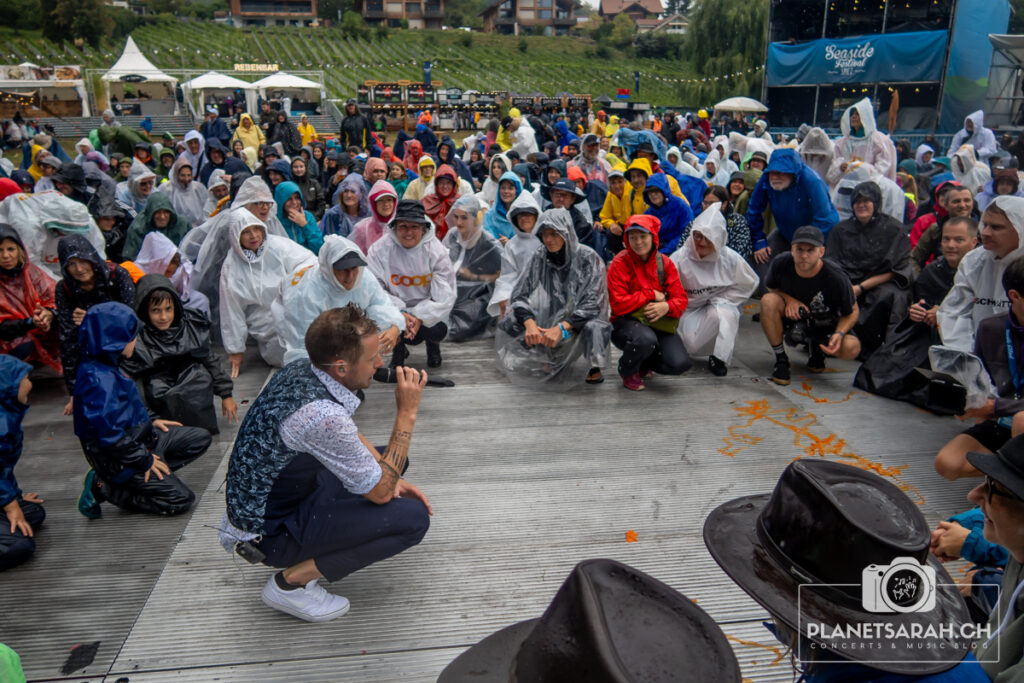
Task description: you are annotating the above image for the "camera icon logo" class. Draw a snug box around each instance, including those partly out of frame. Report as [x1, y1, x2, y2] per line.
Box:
[861, 557, 936, 613]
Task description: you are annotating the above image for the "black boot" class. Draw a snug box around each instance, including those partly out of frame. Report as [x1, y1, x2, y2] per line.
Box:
[426, 341, 442, 368]
[390, 340, 409, 368]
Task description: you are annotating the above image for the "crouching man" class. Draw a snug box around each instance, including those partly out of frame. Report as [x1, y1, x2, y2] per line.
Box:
[221, 305, 432, 622]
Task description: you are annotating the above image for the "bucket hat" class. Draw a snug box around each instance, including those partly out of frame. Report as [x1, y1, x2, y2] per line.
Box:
[703, 459, 970, 675]
[438, 558, 741, 682]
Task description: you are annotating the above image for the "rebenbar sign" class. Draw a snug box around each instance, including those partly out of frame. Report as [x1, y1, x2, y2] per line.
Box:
[234, 64, 279, 72]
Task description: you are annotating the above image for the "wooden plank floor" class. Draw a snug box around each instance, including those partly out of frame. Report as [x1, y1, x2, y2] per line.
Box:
[2, 311, 979, 682]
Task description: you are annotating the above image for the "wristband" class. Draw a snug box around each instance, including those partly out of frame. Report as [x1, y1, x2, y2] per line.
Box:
[834, 330, 846, 337]
[561, 323, 570, 340]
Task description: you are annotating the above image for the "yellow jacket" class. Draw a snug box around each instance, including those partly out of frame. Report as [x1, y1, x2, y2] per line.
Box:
[231, 113, 265, 150]
[599, 180, 633, 230]
[298, 120, 317, 146]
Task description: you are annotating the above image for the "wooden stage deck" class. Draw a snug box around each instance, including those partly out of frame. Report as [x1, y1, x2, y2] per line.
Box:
[2, 311, 978, 681]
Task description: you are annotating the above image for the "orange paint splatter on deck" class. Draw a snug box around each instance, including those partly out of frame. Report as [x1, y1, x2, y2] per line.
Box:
[719, 400, 924, 505]
[792, 381, 860, 404]
[625, 530, 638, 543]
[725, 634, 785, 666]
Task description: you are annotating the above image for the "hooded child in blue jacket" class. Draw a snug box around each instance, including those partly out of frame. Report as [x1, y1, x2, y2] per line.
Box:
[275, 180, 324, 254]
[73, 301, 212, 519]
[643, 173, 694, 255]
[745, 148, 838, 261]
[0, 355, 45, 571]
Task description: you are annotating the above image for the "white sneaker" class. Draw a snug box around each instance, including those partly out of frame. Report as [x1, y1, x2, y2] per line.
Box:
[261, 574, 351, 623]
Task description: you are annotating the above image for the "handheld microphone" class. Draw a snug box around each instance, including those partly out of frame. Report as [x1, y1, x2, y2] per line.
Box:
[372, 367, 455, 388]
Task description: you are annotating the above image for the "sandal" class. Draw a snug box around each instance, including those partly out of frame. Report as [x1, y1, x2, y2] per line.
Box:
[585, 367, 604, 384]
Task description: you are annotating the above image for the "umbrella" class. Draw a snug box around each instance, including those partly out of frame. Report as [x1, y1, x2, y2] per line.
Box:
[713, 96, 769, 113]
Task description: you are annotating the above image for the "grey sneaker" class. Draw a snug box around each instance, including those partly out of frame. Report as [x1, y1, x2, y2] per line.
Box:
[261, 574, 350, 623]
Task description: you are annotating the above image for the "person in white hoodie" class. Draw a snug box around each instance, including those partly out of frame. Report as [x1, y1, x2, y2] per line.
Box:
[488, 191, 542, 318]
[950, 143, 993, 196]
[115, 158, 157, 214]
[366, 199, 457, 369]
[157, 155, 209, 228]
[219, 208, 316, 377]
[672, 204, 758, 376]
[830, 98, 898, 184]
[938, 195, 1024, 351]
[274, 234, 405, 365]
[132, 231, 210, 316]
[947, 110, 999, 160]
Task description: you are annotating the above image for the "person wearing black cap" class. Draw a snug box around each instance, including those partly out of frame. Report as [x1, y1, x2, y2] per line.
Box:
[366, 200, 456, 369]
[438, 559, 741, 682]
[544, 176, 596, 251]
[52, 162, 90, 205]
[746, 150, 768, 172]
[569, 133, 612, 184]
[760, 225, 860, 384]
[965, 434, 1024, 679]
[704, 458, 988, 681]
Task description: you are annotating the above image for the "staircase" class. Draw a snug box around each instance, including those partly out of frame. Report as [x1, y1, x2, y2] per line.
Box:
[37, 111, 341, 141]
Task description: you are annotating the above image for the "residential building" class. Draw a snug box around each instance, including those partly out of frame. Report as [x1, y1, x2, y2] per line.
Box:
[598, 0, 662, 22]
[227, 0, 318, 26]
[355, 0, 445, 29]
[479, 0, 579, 35]
[636, 12, 686, 34]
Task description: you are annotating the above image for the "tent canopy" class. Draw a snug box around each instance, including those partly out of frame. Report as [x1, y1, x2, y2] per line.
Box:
[181, 71, 254, 90]
[714, 96, 769, 113]
[102, 36, 177, 83]
[252, 72, 321, 90]
[990, 34, 1024, 66]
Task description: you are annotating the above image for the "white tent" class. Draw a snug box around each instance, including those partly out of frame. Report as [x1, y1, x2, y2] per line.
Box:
[181, 71, 257, 116]
[252, 72, 324, 114]
[252, 72, 321, 90]
[101, 36, 178, 115]
[714, 96, 769, 113]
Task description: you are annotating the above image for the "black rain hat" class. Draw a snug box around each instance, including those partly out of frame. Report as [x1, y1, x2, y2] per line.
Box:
[542, 177, 586, 204]
[332, 251, 367, 271]
[438, 558, 741, 683]
[392, 199, 430, 227]
[791, 225, 824, 247]
[703, 459, 970, 675]
[968, 433, 1024, 500]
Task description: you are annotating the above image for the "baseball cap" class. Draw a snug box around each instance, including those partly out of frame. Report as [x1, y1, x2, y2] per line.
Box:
[791, 225, 824, 247]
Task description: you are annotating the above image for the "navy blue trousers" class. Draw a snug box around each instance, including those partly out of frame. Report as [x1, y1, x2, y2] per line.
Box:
[0, 499, 45, 572]
[257, 468, 429, 582]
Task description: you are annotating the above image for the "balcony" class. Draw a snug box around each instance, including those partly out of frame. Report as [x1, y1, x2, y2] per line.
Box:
[553, 13, 573, 25]
[494, 15, 515, 24]
[405, 1, 421, 14]
[424, 3, 442, 17]
[364, 1, 385, 16]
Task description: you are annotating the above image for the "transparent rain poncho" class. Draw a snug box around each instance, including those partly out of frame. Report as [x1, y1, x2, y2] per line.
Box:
[189, 176, 288, 334]
[495, 207, 611, 388]
[831, 162, 907, 223]
[442, 195, 503, 341]
[0, 190, 107, 281]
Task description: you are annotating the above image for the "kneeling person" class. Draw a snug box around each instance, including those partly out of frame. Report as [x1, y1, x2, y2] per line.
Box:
[222, 306, 432, 622]
[75, 302, 212, 518]
[760, 226, 860, 385]
[673, 204, 759, 377]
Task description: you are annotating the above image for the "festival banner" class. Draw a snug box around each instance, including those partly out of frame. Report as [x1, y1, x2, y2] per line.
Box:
[765, 31, 948, 87]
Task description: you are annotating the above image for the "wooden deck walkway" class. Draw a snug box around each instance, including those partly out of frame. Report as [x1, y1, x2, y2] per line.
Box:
[2, 311, 978, 682]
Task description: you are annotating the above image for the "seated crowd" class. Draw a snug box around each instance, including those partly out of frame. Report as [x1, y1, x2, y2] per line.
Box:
[7, 100, 1024, 681]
